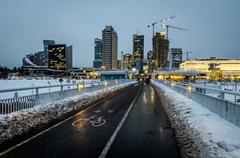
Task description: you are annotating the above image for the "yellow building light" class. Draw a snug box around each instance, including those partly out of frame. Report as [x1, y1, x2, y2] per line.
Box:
[187, 85, 193, 92]
[77, 83, 84, 89]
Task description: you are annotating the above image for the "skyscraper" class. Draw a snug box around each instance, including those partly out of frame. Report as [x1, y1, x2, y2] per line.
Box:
[102, 26, 118, 70]
[93, 38, 103, 68]
[133, 34, 144, 72]
[153, 32, 169, 69]
[133, 34, 144, 60]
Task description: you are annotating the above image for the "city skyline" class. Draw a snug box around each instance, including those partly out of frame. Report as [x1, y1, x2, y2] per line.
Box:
[0, 0, 240, 68]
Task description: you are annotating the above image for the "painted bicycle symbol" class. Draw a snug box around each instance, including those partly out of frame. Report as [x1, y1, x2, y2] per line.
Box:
[72, 115, 106, 128]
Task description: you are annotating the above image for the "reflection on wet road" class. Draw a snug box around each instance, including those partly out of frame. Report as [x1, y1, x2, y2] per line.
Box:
[2, 83, 180, 158]
[106, 85, 180, 158]
[2, 84, 141, 158]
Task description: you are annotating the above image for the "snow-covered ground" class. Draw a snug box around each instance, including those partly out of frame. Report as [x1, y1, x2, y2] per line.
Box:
[152, 80, 240, 158]
[0, 79, 99, 100]
[0, 80, 136, 148]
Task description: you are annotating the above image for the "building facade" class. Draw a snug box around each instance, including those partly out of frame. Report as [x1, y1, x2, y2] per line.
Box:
[180, 58, 240, 80]
[23, 40, 56, 67]
[43, 40, 55, 66]
[169, 48, 183, 70]
[147, 50, 153, 60]
[93, 60, 103, 68]
[123, 53, 133, 70]
[22, 51, 47, 67]
[93, 38, 103, 68]
[133, 34, 144, 60]
[146, 50, 154, 72]
[48, 44, 66, 70]
[66, 45, 73, 70]
[102, 26, 118, 69]
[153, 32, 169, 69]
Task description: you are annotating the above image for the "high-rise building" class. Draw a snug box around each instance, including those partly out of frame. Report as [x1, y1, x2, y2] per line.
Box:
[123, 53, 133, 70]
[102, 26, 118, 69]
[48, 44, 66, 70]
[93, 38, 103, 68]
[43, 40, 55, 66]
[147, 50, 153, 61]
[153, 32, 169, 69]
[94, 38, 103, 60]
[66, 45, 73, 70]
[133, 34, 144, 60]
[169, 48, 182, 70]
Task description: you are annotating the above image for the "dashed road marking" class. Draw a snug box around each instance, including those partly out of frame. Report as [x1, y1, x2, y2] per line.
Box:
[98, 86, 142, 158]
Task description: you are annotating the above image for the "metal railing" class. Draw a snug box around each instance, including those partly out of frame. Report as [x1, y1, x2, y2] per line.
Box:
[0, 80, 127, 114]
[155, 80, 240, 128]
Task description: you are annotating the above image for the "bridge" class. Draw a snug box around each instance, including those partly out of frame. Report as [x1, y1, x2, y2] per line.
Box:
[0, 79, 240, 157]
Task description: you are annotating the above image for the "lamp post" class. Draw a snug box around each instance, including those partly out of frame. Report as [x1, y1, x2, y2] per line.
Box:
[121, 51, 124, 70]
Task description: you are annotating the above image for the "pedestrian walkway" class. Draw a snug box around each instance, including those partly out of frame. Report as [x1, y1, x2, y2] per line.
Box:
[106, 85, 180, 158]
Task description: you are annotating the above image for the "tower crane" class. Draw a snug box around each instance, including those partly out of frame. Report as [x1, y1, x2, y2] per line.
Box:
[159, 24, 187, 70]
[160, 24, 187, 40]
[147, 15, 176, 38]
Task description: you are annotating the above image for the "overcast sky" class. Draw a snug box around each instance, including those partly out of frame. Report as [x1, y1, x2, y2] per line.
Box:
[0, 0, 239, 68]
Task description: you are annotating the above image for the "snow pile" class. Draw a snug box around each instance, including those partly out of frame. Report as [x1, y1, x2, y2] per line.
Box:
[152, 80, 240, 158]
[0, 81, 136, 146]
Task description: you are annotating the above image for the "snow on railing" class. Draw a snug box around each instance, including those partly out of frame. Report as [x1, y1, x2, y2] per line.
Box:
[0, 80, 127, 114]
[157, 80, 240, 127]
[166, 81, 240, 102]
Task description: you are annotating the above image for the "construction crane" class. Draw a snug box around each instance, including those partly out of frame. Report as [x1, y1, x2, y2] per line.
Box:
[160, 24, 187, 40]
[159, 24, 187, 70]
[147, 15, 176, 38]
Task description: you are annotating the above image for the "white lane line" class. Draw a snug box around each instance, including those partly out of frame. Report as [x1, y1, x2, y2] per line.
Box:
[98, 87, 142, 158]
[0, 115, 74, 157]
[0, 84, 139, 157]
[0, 93, 111, 156]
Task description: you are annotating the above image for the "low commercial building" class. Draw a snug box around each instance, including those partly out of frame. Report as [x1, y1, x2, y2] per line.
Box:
[153, 70, 207, 81]
[180, 58, 240, 81]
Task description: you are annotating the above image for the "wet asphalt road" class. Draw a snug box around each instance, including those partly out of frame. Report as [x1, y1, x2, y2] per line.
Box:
[106, 85, 180, 158]
[1, 83, 180, 158]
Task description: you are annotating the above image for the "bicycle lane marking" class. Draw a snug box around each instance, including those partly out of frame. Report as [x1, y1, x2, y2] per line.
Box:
[72, 115, 106, 128]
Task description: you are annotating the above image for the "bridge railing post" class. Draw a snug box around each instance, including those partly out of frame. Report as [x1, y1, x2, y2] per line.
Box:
[219, 91, 225, 100]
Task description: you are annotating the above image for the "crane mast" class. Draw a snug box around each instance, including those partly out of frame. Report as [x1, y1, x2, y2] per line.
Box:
[147, 15, 176, 38]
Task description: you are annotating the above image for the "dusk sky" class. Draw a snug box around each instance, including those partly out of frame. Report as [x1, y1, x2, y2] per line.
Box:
[0, 0, 239, 68]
